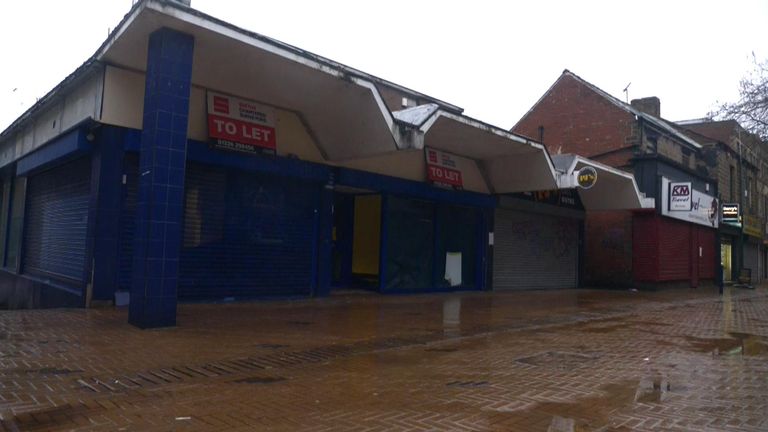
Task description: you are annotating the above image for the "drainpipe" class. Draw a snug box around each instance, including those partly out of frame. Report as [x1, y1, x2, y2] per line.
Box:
[737, 132, 744, 283]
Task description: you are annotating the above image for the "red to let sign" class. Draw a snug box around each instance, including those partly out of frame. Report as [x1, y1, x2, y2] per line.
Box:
[425, 147, 463, 189]
[207, 92, 277, 153]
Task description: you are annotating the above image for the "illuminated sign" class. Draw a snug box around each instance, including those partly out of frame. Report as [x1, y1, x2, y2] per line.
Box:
[576, 166, 597, 189]
[721, 203, 740, 223]
[669, 182, 692, 211]
[207, 92, 277, 154]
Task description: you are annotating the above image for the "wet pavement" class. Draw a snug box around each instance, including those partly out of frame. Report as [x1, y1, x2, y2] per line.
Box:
[1, 286, 767, 431]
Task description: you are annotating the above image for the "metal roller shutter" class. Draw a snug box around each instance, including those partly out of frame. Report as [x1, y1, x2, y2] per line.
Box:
[744, 240, 759, 283]
[118, 154, 139, 291]
[493, 209, 578, 290]
[179, 162, 319, 300]
[657, 218, 690, 281]
[23, 157, 92, 283]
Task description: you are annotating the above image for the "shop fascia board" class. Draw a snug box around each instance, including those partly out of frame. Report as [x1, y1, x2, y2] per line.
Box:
[93, 0, 454, 162]
[553, 154, 655, 210]
[393, 105, 560, 193]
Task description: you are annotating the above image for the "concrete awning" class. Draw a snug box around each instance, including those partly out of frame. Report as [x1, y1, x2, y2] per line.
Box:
[552, 154, 654, 210]
[96, 0, 460, 162]
[395, 105, 559, 193]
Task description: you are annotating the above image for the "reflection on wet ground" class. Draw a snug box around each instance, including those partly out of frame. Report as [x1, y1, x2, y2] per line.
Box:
[0, 285, 767, 430]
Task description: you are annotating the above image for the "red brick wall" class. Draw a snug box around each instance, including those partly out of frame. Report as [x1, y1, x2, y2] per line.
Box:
[584, 211, 633, 286]
[513, 74, 638, 168]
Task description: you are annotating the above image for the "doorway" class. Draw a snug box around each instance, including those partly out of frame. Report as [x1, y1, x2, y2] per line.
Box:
[332, 192, 381, 290]
[721, 241, 732, 282]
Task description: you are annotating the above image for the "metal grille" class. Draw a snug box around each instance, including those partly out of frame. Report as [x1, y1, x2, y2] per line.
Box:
[179, 162, 320, 300]
[493, 209, 578, 290]
[23, 157, 91, 283]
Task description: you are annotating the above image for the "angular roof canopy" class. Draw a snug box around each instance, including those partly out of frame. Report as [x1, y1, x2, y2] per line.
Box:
[552, 154, 654, 210]
[395, 105, 559, 193]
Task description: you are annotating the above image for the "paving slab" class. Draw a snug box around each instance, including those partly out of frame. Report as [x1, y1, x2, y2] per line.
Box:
[0, 286, 767, 431]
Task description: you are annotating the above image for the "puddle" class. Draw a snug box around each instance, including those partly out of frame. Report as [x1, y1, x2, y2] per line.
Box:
[234, 376, 286, 384]
[446, 380, 489, 388]
[497, 381, 638, 431]
[0, 403, 95, 431]
[29, 367, 84, 376]
[254, 343, 288, 349]
[580, 323, 634, 334]
[684, 333, 768, 356]
[517, 351, 597, 369]
[634, 377, 669, 403]
[425, 347, 458, 353]
[630, 320, 673, 327]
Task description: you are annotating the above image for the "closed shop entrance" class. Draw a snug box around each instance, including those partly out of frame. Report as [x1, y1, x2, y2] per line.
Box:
[179, 162, 321, 300]
[493, 209, 579, 290]
[23, 157, 92, 285]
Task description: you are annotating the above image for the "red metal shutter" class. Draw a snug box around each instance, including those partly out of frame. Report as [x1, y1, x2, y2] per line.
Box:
[657, 217, 691, 281]
[632, 212, 658, 281]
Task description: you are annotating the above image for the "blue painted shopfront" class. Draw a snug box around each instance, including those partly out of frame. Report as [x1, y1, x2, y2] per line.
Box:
[0, 119, 493, 317]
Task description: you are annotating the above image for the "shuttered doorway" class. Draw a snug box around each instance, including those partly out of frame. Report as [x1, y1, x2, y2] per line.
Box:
[493, 209, 579, 290]
[23, 157, 92, 284]
[179, 162, 320, 300]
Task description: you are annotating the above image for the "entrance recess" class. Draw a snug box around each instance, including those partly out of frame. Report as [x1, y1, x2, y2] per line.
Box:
[332, 192, 382, 290]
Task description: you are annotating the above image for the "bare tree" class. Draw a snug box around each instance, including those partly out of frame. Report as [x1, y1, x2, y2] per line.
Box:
[711, 55, 768, 140]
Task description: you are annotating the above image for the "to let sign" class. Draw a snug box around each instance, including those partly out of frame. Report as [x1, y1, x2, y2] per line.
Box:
[425, 147, 463, 190]
[207, 92, 277, 154]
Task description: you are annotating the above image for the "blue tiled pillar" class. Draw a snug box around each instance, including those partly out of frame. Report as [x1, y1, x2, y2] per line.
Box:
[129, 28, 194, 328]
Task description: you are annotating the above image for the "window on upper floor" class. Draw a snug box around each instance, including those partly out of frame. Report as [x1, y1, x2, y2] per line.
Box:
[729, 166, 736, 202]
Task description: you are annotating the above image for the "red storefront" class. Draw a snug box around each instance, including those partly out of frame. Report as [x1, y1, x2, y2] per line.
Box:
[632, 178, 718, 287]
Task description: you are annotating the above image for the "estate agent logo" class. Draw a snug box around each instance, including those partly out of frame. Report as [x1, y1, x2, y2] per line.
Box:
[669, 182, 692, 211]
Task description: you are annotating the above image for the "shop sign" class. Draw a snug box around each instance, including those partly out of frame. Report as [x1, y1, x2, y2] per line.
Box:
[207, 92, 277, 154]
[721, 203, 740, 224]
[425, 147, 463, 190]
[743, 215, 762, 238]
[668, 182, 692, 211]
[576, 166, 597, 189]
[660, 177, 718, 228]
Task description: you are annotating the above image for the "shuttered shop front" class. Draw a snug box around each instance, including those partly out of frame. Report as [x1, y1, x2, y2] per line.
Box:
[23, 157, 91, 284]
[493, 209, 579, 290]
[179, 162, 320, 300]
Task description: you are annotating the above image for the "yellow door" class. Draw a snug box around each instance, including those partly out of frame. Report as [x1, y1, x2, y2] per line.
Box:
[721, 243, 732, 282]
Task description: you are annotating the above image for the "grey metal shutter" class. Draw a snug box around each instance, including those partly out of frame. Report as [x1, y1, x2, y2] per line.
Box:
[493, 209, 578, 290]
[23, 157, 91, 283]
[743, 240, 759, 283]
[179, 162, 319, 300]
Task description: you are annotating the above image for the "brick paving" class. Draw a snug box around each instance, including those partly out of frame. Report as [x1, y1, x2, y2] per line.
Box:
[1, 286, 767, 431]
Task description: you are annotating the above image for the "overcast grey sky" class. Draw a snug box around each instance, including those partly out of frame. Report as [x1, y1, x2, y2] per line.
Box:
[1, 0, 767, 132]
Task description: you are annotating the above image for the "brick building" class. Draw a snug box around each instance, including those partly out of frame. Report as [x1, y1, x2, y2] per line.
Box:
[514, 70, 718, 288]
[0, 2, 650, 327]
[679, 119, 767, 284]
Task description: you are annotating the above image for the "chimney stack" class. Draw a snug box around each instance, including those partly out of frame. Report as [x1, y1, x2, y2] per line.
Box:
[630, 97, 660, 118]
